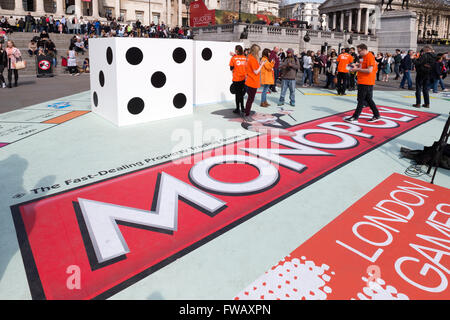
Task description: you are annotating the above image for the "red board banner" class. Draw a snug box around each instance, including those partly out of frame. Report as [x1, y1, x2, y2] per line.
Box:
[190, 0, 215, 27]
[11, 107, 438, 299]
[235, 173, 450, 300]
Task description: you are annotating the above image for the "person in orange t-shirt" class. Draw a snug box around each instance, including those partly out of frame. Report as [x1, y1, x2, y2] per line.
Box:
[244, 44, 266, 117]
[336, 48, 353, 95]
[345, 44, 380, 123]
[229, 45, 247, 114]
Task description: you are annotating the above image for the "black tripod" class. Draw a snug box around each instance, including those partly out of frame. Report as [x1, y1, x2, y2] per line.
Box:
[427, 112, 450, 184]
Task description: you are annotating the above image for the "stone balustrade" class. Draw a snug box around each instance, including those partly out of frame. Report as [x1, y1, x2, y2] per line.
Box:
[192, 23, 378, 53]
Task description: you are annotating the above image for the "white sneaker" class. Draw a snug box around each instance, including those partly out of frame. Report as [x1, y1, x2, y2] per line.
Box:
[344, 116, 358, 123]
[1, 83, 5, 88]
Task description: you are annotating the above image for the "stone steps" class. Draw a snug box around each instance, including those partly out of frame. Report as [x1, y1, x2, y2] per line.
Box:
[7, 32, 89, 76]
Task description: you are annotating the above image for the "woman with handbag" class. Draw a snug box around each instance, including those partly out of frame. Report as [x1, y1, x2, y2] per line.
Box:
[0, 43, 7, 88]
[6, 40, 23, 88]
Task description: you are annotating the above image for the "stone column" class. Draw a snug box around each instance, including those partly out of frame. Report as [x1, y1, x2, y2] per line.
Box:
[348, 10, 353, 32]
[75, 0, 82, 18]
[340, 11, 344, 32]
[115, 0, 120, 19]
[357, 8, 361, 33]
[332, 12, 336, 30]
[92, 0, 99, 18]
[55, 0, 65, 16]
[178, 0, 182, 26]
[372, 9, 377, 34]
[167, 0, 171, 26]
[364, 8, 369, 35]
[36, 0, 45, 14]
[14, 0, 24, 14]
[149, 2, 153, 25]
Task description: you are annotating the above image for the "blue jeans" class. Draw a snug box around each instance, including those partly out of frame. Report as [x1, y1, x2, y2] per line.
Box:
[279, 79, 296, 105]
[438, 78, 445, 90]
[261, 84, 270, 103]
[428, 78, 443, 93]
[400, 70, 412, 89]
[302, 68, 312, 85]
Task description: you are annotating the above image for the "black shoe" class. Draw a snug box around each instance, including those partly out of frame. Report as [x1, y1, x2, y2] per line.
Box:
[233, 109, 240, 114]
[368, 116, 381, 123]
[412, 104, 421, 108]
[422, 104, 430, 108]
[8, 83, 12, 88]
[14, 82, 18, 87]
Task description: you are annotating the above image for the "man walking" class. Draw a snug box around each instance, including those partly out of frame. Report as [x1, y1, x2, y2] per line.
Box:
[394, 49, 402, 80]
[336, 47, 353, 95]
[269, 46, 280, 92]
[413, 45, 436, 108]
[278, 48, 300, 107]
[400, 50, 414, 90]
[344, 44, 380, 123]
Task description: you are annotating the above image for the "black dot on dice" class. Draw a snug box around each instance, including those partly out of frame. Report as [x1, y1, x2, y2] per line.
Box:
[127, 97, 145, 115]
[99, 71, 105, 87]
[173, 93, 186, 109]
[202, 48, 212, 61]
[172, 47, 186, 64]
[106, 47, 113, 65]
[126, 47, 143, 65]
[93, 91, 98, 107]
[151, 71, 166, 88]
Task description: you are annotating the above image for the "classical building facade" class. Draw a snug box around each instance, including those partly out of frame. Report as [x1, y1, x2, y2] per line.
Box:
[279, 1, 327, 30]
[218, 0, 280, 16]
[319, 0, 450, 38]
[0, 0, 192, 27]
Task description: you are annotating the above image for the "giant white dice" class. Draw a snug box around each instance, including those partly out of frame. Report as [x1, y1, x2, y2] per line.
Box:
[89, 38, 194, 126]
[193, 41, 243, 106]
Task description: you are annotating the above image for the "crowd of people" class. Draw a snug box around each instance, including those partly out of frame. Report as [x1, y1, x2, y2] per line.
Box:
[0, 13, 193, 39]
[294, 47, 449, 96]
[228, 43, 449, 122]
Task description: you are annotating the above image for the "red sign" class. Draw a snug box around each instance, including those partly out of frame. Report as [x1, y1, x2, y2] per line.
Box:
[11, 107, 438, 299]
[235, 173, 450, 300]
[190, 0, 215, 27]
[38, 60, 51, 71]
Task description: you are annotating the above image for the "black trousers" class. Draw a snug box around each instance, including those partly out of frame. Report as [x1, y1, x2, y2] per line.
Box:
[7, 68, 18, 85]
[337, 72, 349, 94]
[233, 80, 245, 111]
[244, 87, 257, 116]
[349, 72, 356, 89]
[415, 75, 430, 106]
[0, 66, 5, 84]
[353, 84, 380, 119]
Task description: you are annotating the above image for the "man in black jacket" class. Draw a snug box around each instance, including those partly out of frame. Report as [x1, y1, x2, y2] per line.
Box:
[393, 49, 402, 80]
[413, 46, 436, 108]
[400, 50, 414, 90]
[25, 13, 33, 33]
